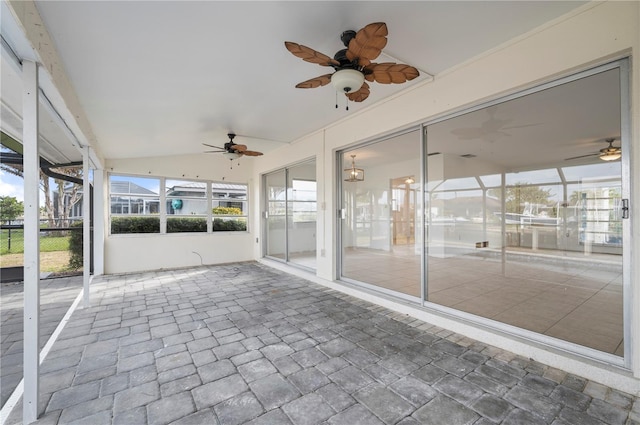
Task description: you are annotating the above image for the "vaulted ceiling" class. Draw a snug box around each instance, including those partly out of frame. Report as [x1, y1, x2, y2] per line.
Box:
[2, 1, 587, 163]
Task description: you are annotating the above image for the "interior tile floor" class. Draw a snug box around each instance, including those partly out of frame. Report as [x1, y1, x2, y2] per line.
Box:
[2, 263, 638, 425]
[343, 245, 624, 356]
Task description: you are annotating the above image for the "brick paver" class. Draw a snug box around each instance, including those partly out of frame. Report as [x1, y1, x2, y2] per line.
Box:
[3, 263, 638, 424]
[0, 276, 83, 405]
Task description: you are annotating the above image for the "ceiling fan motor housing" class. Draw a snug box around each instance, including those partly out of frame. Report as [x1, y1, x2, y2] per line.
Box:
[340, 30, 356, 47]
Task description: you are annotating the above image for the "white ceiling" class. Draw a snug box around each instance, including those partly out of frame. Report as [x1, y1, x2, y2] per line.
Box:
[1, 0, 589, 162]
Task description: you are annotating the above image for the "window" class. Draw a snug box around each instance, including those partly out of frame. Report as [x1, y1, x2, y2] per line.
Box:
[165, 179, 208, 233]
[109, 174, 248, 234]
[110, 175, 160, 234]
[212, 183, 248, 232]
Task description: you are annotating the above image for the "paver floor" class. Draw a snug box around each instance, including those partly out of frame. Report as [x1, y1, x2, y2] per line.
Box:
[1, 276, 83, 405]
[3, 263, 639, 424]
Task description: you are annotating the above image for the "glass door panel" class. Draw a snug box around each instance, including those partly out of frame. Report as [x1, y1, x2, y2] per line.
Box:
[340, 130, 421, 299]
[265, 170, 286, 260]
[264, 160, 317, 270]
[425, 66, 625, 356]
[287, 161, 317, 269]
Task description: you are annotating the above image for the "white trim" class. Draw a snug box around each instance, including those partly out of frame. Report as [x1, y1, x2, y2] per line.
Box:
[93, 169, 105, 275]
[82, 146, 91, 307]
[21, 59, 40, 425]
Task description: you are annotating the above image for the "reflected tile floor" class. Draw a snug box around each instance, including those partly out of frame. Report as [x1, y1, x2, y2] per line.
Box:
[4, 263, 638, 424]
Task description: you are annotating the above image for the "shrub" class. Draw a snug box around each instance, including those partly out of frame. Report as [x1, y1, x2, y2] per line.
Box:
[167, 217, 207, 233]
[111, 216, 160, 234]
[68, 221, 83, 270]
[213, 218, 247, 231]
[212, 206, 242, 216]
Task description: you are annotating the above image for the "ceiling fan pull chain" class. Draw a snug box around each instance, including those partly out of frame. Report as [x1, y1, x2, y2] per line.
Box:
[335, 91, 338, 109]
[346, 98, 349, 111]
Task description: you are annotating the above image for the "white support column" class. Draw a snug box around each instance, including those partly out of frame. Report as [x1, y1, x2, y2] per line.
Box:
[92, 169, 105, 276]
[22, 60, 40, 424]
[82, 147, 91, 307]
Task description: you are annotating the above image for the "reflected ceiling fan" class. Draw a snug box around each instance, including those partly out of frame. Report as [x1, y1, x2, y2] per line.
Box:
[564, 138, 621, 162]
[203, 133, 264, 159]
[285, 22, 419, 106]
[451, 107, 540, 142]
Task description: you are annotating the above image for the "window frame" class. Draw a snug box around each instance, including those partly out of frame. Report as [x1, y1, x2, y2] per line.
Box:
[108, 173, 249, 235]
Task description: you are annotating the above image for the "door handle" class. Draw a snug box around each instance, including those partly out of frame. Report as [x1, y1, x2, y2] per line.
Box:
[621, 199, 629, 219]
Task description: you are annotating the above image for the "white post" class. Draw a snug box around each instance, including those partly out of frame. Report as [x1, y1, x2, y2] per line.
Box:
[92, 169, 105, 275]
[22, 60, 40, 424]
[82, 146, 91, 307]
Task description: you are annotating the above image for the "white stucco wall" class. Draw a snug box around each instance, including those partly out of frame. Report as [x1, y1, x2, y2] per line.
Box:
[252, 1, 640, 393]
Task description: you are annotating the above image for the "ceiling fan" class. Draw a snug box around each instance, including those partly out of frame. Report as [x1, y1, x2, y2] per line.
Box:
[285, 22, 419, 105]
[564, 138, 621, 162]
[203, 133, 264, 159]
[451, 106, 540, 142]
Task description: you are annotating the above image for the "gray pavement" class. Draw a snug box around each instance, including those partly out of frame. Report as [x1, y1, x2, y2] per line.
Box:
[3, 263, 639, 424]
[1, 275, 83, 405]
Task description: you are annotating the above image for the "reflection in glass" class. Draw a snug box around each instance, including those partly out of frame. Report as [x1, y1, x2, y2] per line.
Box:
[424, 67, 624, 356]
[264, 160, 317, 270]
[265, 170, 286, 260]
[341, 130, 421, 298]
[287, 161, 317, 269]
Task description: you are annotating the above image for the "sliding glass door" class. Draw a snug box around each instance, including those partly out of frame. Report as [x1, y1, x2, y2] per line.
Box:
[424, 62, 628, 358]
[339, 130, 422, 300]
[264, 159, 317, 270]
[336, 59, 630, 362]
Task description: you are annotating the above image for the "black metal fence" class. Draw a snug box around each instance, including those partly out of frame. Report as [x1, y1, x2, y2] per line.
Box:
[1, 222, 85, 281]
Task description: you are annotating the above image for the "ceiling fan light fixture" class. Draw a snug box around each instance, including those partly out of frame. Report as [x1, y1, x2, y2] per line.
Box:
[223, 152, 242, 160]
[331, 69, 365, 93]
[599, 139, 621, 161]
[599, 150, 621, 161]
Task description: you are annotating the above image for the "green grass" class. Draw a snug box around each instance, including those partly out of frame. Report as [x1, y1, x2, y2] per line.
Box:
[0, 229, 71, 255]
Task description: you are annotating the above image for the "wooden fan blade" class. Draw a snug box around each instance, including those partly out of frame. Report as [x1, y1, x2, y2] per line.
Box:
[242, 150, 264, 157]
[284, 42, 339, 67]
[346, 22, 388, 66]
[364, 62, 419, 84]
[295, 74, 332, 89]
[203, 143, 224, 149]
[232, 144, 248, 152]
[204, 150, 224, 153]
[346, 82, 370, 102]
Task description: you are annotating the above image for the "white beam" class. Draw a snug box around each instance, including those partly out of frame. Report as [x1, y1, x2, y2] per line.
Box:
[82, 146, 91, 307]
[22, 59, 40, 424]
[92, 169, 105, 276]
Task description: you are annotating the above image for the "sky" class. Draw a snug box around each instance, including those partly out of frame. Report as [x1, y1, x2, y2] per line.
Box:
[0, 169, 26, 202]
[1, 169, 51, 204]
